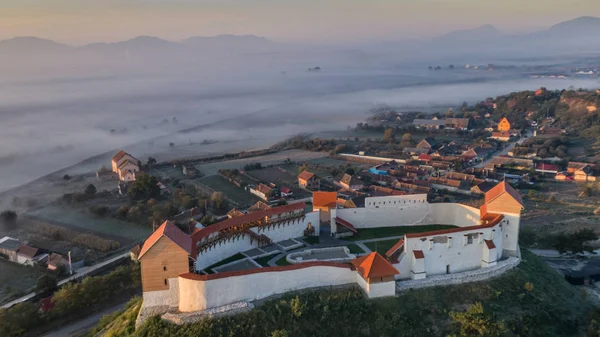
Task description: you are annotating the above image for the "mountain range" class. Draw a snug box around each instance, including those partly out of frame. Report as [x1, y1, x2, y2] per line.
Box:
[1, 16, 599, 57]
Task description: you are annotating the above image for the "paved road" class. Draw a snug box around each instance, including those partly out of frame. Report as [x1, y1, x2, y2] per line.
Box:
[42, 301, 129, 337]
[1, 252, 130, 309]
[476, 129, 533, 168]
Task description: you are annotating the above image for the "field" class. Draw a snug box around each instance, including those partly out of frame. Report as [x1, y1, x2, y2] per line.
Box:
[195, 150, 329, 176]
[345, 225, 458, 241]
[0, 259, 48, 304]
[199, 175, 261, 208]
[25, 205, 151, 244]
[246, 167, 311, 199]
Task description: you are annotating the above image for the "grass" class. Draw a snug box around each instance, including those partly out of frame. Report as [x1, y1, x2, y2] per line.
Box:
[364, 239, 401, 255]
[302, 236, 320, 245]
[199, 175, 261, 208]
[25, 205, 150, 243]
[205, 253, 246, 273]
[86, 297, 142, 337]
[131, 249, 590, 337]
[345, 244, 365, 254]
[275, 255, 291, 267]
[345, 225, 458, 241]
[0, 259, 48, 304]
[254, 255, 275, 267]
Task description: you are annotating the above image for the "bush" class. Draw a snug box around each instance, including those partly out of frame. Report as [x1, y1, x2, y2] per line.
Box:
[89, 205, 110, 217]
[85, 184, 97, 196]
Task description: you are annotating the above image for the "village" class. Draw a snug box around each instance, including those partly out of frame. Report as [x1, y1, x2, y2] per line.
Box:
[3, 87, 600, 335]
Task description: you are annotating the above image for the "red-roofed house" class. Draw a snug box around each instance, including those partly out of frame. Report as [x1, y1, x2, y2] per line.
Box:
[535, 163, 559, 174]
[298, 171, 320, 190]
[111, 150, 139, 182]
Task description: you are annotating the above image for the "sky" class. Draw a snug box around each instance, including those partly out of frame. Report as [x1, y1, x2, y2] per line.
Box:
[0, 0, 597, 44]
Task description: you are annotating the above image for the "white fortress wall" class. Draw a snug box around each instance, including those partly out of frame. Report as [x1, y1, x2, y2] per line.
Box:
[498, 212, 521, 254]
[402, 222, 504, 277]
[426, 203, 481, 227]
[331, 195, 429, 233]
[142, 277, 180, 308]
[253, 211, 320, 242]
[178, 265, 356, 312]
[195, 235, 256, 271]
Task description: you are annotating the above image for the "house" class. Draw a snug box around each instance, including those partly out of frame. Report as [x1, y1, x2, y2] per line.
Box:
[489, 131, 511, 141]
[412, 118, 470, 130]
[247, 201, 272, 213]
[112, 150, 140, 182]
[567, 162, 596, 182]
[485, 157, 534, 171]
[249, 183, 275, 201]
[280, 187, 293, 198]
[16, 245, 45, 266]
[416, 138, 438, 150]
[0, 237, 20, 262]
[313, 191, 338, 223]
[298, 171, 320, 190]
[428, 177, 469, 194]
[498, 117, 511, 132]
[535, 163, 559, 175]
[338, 174, 364, 191]
[47, 253, 69, 271]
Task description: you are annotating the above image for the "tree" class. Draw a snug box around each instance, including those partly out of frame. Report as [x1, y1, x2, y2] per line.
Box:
[146, 157, 157, 174]
[401, 133, 413, 144]
[449, 302, 507, 337]
[0, 210, 17, 224]
[551, 228, 599, 256]
[344, 167, 355, 175]
[211, 192, 227, 210]
[383, 128, 395, 143]
[128, 174, 161, 201]
[36, 274, 58, 294]
[298, 164, 309, 174]
[84, 184, 97, 196]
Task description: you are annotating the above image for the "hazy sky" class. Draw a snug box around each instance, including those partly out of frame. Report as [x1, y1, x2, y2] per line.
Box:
[0, 0, 597, 44]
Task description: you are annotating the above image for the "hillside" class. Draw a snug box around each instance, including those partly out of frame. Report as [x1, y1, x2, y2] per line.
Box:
[92, 250, 592, 337]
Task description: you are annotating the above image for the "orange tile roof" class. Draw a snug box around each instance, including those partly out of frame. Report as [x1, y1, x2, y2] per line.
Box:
[191, 203, 305, 245]
[335, 217, 358, 233]
[313, 191, 337, 208]
[138, 221, 192, 259]
[484, 181, 524, 207]
[351, 252, 399, 279]
[298, 170, 315, 181]
[385, 239, 404, 257]
[413, 250, 424, 259]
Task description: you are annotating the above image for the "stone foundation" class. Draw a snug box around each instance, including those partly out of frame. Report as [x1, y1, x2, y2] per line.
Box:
[162, 302, 254, 325]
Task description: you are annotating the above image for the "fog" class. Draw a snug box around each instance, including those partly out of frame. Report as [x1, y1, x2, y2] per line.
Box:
[0, 37, 599, 193]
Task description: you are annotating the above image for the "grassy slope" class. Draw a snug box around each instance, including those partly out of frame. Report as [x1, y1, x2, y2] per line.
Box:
[99, 250, 590, 337]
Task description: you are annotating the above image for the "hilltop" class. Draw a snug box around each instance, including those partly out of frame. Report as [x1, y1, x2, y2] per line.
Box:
[91, 250, 592, 337]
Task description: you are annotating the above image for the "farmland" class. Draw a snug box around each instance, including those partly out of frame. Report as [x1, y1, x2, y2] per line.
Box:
[199, 175, 261, 208]
[0, 259, 48, 304]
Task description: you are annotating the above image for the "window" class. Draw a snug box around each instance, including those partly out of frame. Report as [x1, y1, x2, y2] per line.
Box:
[164, 279, 167, 286]
[163, 266, 167, 271]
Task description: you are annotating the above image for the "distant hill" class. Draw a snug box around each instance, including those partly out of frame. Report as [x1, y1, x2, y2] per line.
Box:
[81, 36, 185, 54]
[182, 34, 274, 51]
[436, 24, 502, 42]
[546, 16, 600, 36]
[0, 36, 71, 54]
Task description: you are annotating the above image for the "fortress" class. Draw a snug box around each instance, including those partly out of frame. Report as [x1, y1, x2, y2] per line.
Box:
[136, 181, 523, 324]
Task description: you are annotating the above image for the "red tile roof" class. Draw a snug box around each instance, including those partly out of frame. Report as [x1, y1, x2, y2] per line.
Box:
[298, 171, 315, 181]
[535, 163, 559, 172]
[385, 239, 405, 257]
[413, 250, 424, 259]
[179, 261, 351, 281]
[418, 154, 432, 161]
[17, 245, 39, 259]
[313, 192, 337, 208]
[405, 213, 504, 239]
[484, 181, 524, 207]
[335, 217, 358, 233]
[138, 221, 192, 259]
[351, 252, 399, 279]
[484, 240, 496, 249]
[191, 203, 305, 244]
[112, 150, 129, 162]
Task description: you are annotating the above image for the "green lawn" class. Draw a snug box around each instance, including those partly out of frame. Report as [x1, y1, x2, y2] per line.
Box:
[364, 239, 401, 255]
[254, 255, 275, 267]
[345, 225, 458, 241]
[345, 244, 365, 255]
[205, 253, 246, 273]
[275, 256, 291, 267]
[302, 236, 320, 245]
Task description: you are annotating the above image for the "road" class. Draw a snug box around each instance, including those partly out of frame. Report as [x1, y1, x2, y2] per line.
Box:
[1, 251, 130, 309]
[41, 301, 129, 337]
[475, 129, 533, 168]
